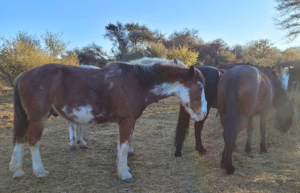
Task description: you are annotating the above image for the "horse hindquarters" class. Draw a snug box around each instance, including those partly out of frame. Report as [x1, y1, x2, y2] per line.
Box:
[10, 74, 49, 178]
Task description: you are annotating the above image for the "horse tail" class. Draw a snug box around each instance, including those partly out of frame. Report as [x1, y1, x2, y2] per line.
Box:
[223, 76, 240, 174]
[224, 76, 240, 141]
[13, 73, 29, 145]
[174, 104, 190, 157]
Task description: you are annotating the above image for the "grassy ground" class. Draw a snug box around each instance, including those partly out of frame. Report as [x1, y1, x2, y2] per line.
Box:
[0, 88, 300, 192]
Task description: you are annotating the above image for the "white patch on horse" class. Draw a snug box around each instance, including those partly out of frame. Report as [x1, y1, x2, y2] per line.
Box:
[10, 144, 25, 178]
[201, 87, 207, 114]
[30, 142, 48, 177]
[79, 65, 100, 69]
[150, 81, 182, 96]
[109, 82, 114, 89]
[282, 73, 289, 89]
[63, 105, 95, 124]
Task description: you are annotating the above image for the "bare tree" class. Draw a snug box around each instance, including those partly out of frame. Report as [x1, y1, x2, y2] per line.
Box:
[274, 0, 300, 40]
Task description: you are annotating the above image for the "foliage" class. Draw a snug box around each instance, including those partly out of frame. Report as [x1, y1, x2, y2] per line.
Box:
[274, 0, 300, 40]
[166, 46, 198, 66]
[0, 31, 77, 86]
[144, 42, 168, 58]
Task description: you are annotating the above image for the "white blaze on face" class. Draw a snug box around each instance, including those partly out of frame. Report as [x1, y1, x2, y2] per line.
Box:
[282, 67, 289, 89]
[62, 105, 95, 124]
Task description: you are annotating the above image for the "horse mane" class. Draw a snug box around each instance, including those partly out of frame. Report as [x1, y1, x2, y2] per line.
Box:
[129, 57, 187, 68]
[110, 62, 165, 87]
[253, 65, 289, 108]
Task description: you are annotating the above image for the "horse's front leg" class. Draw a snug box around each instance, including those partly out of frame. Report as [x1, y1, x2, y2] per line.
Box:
[127, 128, 134, 156]
[260, 110, 268, 153]
[117, 118, 136, 183]
[195, 120, 206, 154]
[174, 104, 190, 157]
[245, 116, 253, 152]
[76, 124, 88, 149]
[68, 122, 76, 150]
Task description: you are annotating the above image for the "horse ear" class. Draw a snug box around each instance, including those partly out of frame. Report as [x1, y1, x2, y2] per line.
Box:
[174, 58, 178, 64]
[189, 66, 195, 76]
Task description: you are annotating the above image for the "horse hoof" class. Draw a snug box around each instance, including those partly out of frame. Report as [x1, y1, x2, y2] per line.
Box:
[128, 152, 134, 157]
[34, 170, 49, 178]
[196, 148, 207, 155]
[226, 166, 236, 175]
[174, 152, 182, 157]
[245, 147, 251, 153]
[80, 145, 88, 149]
[123, 177, 135, 183]
[13, 169, 25, 179]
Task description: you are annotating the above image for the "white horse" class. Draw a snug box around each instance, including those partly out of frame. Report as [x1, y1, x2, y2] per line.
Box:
[282, 66, 290, 89]
[68, 65, 100, 149]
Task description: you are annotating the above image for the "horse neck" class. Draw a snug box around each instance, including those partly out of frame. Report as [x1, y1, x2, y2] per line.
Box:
[145, 81, 184, 105]
[272, 78, 290, 109]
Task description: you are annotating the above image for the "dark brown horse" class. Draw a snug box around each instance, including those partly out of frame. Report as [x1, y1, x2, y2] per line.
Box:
[218, 65, 294, 174]
[174, 66, 223, 156]
[10, 60, 207, 182]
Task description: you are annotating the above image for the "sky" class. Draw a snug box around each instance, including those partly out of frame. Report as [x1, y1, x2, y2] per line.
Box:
[1, 0, 299, 54]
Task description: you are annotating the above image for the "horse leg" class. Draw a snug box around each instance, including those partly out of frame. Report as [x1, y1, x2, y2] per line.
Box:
[76, 124, 88, 149]
[10, 143, 25, 178]
[260, 110, 268, 153]
[27, 120, 48, 178]
[174, 104, 190, 157]
[117, 118, 135, 183]
[194, 120, 206, 154]
[127, 129, 134, 156]
[223, 128, 237, 174]
[245, 116, 253, 152]
[68, 122, 76, 150]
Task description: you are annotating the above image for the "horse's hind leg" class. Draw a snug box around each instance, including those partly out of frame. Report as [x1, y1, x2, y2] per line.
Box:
[260, 110, 268, 153]
[68, 122, 76, 150]
[27, 120, 48, 178]
[245, 116, 253, 152]
[10, 144, 25, 178]
[76, 124, 88, 149]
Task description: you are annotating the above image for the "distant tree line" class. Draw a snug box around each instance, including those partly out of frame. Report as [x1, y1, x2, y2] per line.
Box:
[1, 20, 300, 86]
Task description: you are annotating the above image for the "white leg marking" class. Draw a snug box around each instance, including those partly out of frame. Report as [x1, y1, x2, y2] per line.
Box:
[30, 141, 48, 178]
[117, 141, 133, 181]
[76, 124, 88, 149]
[10, 144, 25, 178]
[282, 74, 289, 89]
[69, 122, 76, 149]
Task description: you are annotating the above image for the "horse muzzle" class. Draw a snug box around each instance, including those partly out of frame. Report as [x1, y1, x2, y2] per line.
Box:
[192, 112, 207, 122]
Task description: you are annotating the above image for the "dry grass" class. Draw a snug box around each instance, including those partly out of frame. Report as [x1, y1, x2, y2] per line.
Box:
[0, 90, 299, 192]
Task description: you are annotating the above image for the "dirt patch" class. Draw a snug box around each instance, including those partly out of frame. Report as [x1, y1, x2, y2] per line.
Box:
[0, 91, 299, 192]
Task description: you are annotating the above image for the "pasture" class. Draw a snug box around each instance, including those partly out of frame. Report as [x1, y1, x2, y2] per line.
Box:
[0, 88, 300, 192]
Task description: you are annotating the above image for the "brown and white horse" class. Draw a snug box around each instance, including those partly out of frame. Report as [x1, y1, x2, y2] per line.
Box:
[10, 59, 207, 182]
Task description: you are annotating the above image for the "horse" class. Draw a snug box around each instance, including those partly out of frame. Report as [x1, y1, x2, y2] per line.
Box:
[10, 59, 207, 183]
[66, 58, 187, 150]
[174, 66, 223, 157]
[68, 64, 100, 150]
[287, 66, 300, 92]
[217, 65, 294, 174]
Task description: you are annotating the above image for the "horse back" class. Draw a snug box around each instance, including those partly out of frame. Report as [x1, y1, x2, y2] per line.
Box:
[218, 65, 274, 118]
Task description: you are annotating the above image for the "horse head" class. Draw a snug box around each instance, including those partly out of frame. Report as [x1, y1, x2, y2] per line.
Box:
[275, 98, 294, 132]
[177, 66, 207, 122]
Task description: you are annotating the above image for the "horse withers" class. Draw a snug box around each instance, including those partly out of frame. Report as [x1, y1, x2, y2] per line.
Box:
[217, 65, 294, 174]
[10, 59, 207, 182]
